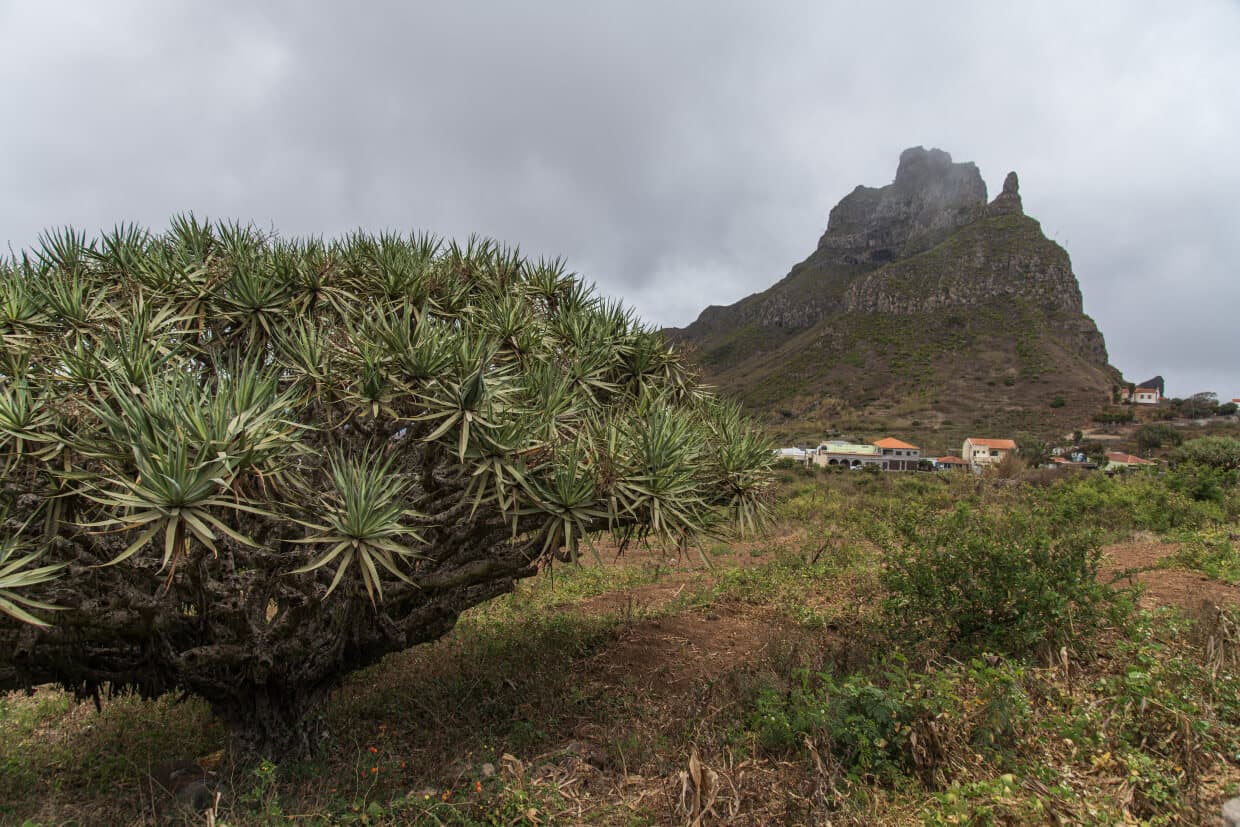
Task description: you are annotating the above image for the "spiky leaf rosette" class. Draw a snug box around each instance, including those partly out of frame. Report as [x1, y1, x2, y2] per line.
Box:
[0, 220, 773, 756]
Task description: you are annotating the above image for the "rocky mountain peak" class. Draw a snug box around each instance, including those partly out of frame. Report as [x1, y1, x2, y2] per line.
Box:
[893, 146, 966, 189]
[987, 170, 1023, 216]
[815, 146, 988, 266]
[668, 145, 1119, 441]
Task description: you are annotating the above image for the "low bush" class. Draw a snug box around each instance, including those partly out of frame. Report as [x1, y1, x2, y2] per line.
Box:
[748, 656, 1030, 785]
[877, 505, 1114, 658]
[1093, 409, 1135, 424]
[1046, 472, 1225, 533]
[1166, 527, 1240, 583]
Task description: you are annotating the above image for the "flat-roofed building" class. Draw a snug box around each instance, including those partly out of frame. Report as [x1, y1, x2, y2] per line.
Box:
[811, 441, 882, 469]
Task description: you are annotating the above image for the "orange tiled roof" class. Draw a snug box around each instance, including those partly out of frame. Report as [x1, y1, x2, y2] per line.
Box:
[1105, 451, 1154, 465]
[966, 438, 1017, 450]
[873, 437, 919, 450]
[935, 456, 967, 464]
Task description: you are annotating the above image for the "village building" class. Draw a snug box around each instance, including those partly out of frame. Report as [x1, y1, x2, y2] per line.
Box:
[1120, 376, 1164, 405]
[873, 437, 921, 471]
[775, 447, 812, 462]
[962, 437, 1017, 471]
[1104, 451, 1156, 472]
[933, 455, 969, 470]
[810, 440, 883, 469]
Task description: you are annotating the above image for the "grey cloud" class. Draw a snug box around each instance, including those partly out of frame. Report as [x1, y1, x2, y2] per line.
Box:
[2, 1, 1237, 399]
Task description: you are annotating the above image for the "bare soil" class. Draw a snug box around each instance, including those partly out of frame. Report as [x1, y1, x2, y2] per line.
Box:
[1101, 539, 1240, 610]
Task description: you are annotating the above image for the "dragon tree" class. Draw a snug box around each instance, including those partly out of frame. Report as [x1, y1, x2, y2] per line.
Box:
[0, 219, 772, 756]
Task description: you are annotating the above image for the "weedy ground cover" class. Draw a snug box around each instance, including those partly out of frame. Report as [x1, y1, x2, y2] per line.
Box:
[2, 469, 1238, 824]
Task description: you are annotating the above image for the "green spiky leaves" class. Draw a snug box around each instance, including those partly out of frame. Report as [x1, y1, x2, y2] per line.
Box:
[291, 448, 424, 604]
[0, 217, 775, 626]
[0, 531, 64, 627]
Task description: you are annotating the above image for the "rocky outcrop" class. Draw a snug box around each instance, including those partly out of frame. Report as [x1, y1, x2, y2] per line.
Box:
[815, 146, 988, 266]
[671, 149, 991, 336]
[674, 147, 1105, 360]
[667, 146, 1122, 437]
[988, 171, 1023, 216]
[840, 213, 1089, 326]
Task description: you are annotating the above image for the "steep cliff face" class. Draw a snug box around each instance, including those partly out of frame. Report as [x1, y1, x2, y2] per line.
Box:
[668, 147, 1121, 445]
[841, 214, 1082, 317]
[681, 147, 993, 336]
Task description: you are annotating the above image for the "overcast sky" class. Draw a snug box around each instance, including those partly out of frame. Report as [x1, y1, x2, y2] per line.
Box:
[2, 2, 1236, 399]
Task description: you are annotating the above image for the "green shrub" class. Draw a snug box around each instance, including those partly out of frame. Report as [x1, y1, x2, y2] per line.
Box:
[1047, 472, 1220, 533]
[1166, 463, 1234, 504]
[748, 656, 1030, 783]
[1093, 409, 1135, 424]
[878, 504, 1112, 657]
[1166, 528, 1240, 583]
[750, 665, 919, 780]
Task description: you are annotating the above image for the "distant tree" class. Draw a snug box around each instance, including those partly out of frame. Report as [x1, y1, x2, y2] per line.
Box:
[993, 452, 1027, 479]
[1049, 395, 1066, 408]
[1180, 391, 1219, 419]
[1217, 401, 1237, 416]
[1016, 437, 1050, 467]
[1134, 423, 1184, 453]
[1079, 441, 1108, 465]
[1173, 436, 1240, 472]
[1072, 429, 1083, 444]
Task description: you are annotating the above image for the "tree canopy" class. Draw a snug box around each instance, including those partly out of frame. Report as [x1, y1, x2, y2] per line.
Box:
[1173, 436, 1240, 472]
[0, 219, 773, 755]
[1133, 422, 1183, 453]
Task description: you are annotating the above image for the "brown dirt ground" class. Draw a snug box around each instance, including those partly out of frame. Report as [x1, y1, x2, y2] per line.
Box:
[585, 605, 779, 698]
[1101, 539, 1240, 611]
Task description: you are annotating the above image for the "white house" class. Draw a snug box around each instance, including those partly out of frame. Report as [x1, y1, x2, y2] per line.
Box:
[962, 437, 1017, 471]
[1121, 377, 1164, 405]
